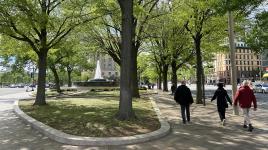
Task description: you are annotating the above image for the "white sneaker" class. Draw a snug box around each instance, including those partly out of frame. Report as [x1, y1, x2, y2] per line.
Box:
[222, 119, 226, 126]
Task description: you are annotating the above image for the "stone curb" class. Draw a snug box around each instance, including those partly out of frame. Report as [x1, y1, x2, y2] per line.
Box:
[13, 97, 170, 146]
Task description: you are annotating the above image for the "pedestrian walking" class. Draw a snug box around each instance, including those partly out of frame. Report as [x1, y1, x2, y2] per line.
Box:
[174, 81, 193, 124]
[234, 80, 257, 132]
[211, 82, 232, 126]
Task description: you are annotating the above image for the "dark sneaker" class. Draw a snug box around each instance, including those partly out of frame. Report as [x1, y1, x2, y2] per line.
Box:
[248, 124, 254, 132]
[243, 125, 248, 128]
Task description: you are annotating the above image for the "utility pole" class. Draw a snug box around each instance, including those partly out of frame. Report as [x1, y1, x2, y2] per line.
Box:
[228, 10, 237, 99]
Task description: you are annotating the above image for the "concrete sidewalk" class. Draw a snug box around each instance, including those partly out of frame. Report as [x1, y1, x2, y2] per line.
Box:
[109, 91, 268, 150]
[0, 91, 268, 149]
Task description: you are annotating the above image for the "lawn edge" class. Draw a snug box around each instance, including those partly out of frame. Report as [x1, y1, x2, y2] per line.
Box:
[13, 97, 170, 146]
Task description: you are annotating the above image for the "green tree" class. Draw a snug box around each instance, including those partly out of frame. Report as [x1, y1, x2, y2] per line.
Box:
[174, 0, 226, 104]
[89, 0, 161, 97]
[246, 11, 268, 53]
[0, 0, 100, 105]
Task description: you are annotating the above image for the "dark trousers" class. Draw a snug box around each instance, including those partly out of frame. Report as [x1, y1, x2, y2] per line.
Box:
[180, 104, 190, 123]
[218, 107, 226, 121]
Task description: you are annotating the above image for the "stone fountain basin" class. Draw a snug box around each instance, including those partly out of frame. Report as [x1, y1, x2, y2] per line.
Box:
[73, 79, 118, 87]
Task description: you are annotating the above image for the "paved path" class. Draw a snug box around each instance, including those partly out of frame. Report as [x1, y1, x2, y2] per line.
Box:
[0, 91, 268, 150]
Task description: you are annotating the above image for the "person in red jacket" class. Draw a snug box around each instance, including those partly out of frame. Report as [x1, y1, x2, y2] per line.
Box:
[234, 80, 257, 132]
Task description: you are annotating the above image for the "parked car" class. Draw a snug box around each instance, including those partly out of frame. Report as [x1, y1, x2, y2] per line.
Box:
[261, 84, 268, 93]
[16, 84, 25, 88]
[253, 84, 268, 93]
[9, 84, 16, 88]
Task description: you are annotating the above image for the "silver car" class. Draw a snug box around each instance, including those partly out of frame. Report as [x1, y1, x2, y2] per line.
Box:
[253, 84, 268, 94]
[261, 84, 268, 94]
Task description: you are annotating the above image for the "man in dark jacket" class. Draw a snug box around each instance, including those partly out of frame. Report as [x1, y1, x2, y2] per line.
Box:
[211, 82, 232, 126]
[174, 81, 193, 124]
[234, 80, 257, 132]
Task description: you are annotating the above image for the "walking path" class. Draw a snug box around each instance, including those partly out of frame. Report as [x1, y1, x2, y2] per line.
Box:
[0, 91, 268, 150]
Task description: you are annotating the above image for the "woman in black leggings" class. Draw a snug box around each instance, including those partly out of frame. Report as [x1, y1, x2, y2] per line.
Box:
[211, 83, 232, 126]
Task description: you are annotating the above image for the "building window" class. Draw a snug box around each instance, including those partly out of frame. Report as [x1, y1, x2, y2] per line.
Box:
[257, 61, 259, 65]
[108, 72, 111, 75]
[108, 63, 112, 67]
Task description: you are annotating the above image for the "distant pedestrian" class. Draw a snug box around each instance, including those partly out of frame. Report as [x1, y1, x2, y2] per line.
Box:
[234, 80, 257, 132]
[174, 81, 193, 124]
[211, 83, 232, 126]
[171, 84, 176, 95]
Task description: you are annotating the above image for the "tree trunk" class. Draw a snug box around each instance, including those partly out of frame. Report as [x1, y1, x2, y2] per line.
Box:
[67, 66, 72, 87]
[116, 0, 135, 120]
[34, 51, 47, 105]
[171, 60, 178, 88]
[162, 65, 169, 92]
[158, 72, 162, 90]
[195, 37, 203, 104]
[131, 46, 140, 98]
[202, 69, 206, 106]
[50, 64, 61, 93]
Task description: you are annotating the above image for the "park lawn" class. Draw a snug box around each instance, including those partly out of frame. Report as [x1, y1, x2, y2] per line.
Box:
[19, 97, 160, 137]
[80, 89, 157, 97]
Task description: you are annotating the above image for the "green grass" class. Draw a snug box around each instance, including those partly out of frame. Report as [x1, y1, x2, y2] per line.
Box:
[37, 88, 156, 98]
[79, 90, 157, 97]
[19, 97, 160, 137]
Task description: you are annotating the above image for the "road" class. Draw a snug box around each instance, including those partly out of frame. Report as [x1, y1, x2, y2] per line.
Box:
[0, 88, 31, 102]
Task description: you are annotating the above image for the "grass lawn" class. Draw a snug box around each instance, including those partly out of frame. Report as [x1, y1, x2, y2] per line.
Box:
[19, 97, 160, 137]
[38, 88, 157, 98]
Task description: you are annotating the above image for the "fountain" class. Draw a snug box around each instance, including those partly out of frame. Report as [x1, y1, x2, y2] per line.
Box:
[94, 60, 103, 79]
[73, 60, 118, 87]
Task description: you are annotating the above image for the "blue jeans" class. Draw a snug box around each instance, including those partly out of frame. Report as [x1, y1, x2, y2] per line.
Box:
[180, 105, 190, 123]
